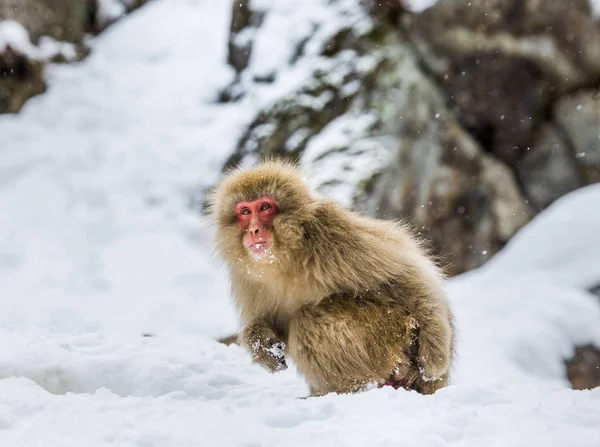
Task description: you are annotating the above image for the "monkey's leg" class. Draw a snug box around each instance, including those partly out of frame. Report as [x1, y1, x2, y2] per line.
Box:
[242, 322, 288, 373]
[410, 307, 453, 391]
[287, 297, 417, 395]
[382, 319, 449, 395]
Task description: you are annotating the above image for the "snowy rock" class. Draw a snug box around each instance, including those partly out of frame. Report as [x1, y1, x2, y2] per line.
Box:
[222, 0, 382, 168]
[0, 44, 45, 113]
[0, 0, 149, 113]
[217, 0, 600, 273]
[226, 0, 261, 76]
[221, 0, 531, 274]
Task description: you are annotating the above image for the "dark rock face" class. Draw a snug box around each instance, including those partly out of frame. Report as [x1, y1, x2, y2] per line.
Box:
[0, 45, 45, 113]
[411, 0, 600, 169]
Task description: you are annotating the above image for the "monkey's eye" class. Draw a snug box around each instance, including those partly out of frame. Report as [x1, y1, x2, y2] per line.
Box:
[240, 207, 251, 216]
[260, 203, 272, 211]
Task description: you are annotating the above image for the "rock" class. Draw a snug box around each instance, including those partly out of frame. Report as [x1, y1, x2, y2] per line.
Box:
[0, 45, 45, 113]
[224, 56, 362, 168]
[518, 124, 584, 210]
[0, 0, 94, 44]
[0, 0, 150, 113]
[364, 0, 408, 23]
[410, 0, 600, 165]
[227, 0, 257, 75]
[0, 0, 150, 40]
[566, 345, 600, 390]
[554, 90, 600, 184]
[223, 4, 390, 168]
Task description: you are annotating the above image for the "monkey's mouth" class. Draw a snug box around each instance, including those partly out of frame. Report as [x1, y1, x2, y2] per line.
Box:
[248, 241, 272, 257]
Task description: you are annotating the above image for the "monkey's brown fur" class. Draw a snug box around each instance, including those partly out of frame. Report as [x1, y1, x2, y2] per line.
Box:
[210, 161, 454, 396]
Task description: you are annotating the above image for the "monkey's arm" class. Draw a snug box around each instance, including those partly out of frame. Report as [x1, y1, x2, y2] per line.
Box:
[241, 321, 288, 373]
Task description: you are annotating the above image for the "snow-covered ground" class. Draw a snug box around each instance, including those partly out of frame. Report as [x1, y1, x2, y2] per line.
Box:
[0, 0, 599, 445]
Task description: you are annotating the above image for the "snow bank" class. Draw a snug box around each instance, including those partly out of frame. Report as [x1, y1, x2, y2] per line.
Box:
[486, 184, 600, 288]
[0, 327, 599, 446]
[448, 184, 600, 386]
[0, 0, 239, 338]
[0, 0, 599, 445]
[0, 372, 598, 447]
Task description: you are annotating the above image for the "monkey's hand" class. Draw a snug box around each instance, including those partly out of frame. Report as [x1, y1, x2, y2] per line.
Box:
[243, 324, 288, 373]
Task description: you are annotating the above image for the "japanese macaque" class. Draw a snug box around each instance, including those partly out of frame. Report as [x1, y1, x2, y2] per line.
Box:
[209, 161, 454, 396]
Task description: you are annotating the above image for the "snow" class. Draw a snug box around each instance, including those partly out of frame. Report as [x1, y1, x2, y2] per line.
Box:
[592, 0, 600, 17]
[97, 0, 128, 25]
[301, 112, 390, 207]
[0, 20, 78, 62]
[0, 20, 37, 57]
[405, 0, 440, 12]
[0, 0, 599, 445]
[231, 0, 390, 200]
[0, 0, 240, 337]
[96, 0, 142, 27]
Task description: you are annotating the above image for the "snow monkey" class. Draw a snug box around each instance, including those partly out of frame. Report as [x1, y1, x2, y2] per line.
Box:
[210, 161, 454, 396]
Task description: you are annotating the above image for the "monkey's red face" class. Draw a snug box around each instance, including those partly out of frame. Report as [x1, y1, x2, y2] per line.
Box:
[236, 197, 277, 259]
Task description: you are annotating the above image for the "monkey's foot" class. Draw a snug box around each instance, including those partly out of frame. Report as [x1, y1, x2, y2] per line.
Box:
[380, 377, 410, 390]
